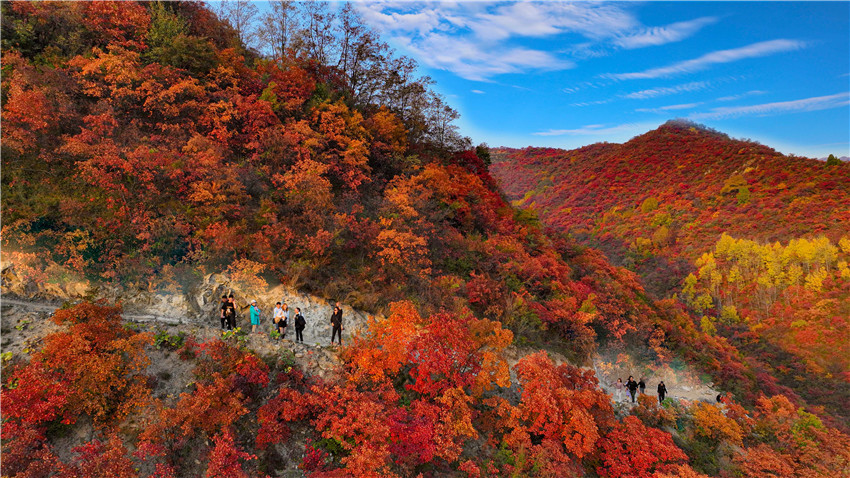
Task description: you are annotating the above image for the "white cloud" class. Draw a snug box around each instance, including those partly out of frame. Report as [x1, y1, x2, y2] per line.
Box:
[614, 16, 717, 49]
[608, 39, 807, 80]
[355, 1, 636, 81]
[716, 90, 767, 102]
[571, 99, 613, 107]
[636, 102, 703, 113]
[471, 89, 485, 94]
[396, 34, 573, 82]
[533, 122, 642, 136]
[624, 81, 710, 99]
[690, 92, 850, 119]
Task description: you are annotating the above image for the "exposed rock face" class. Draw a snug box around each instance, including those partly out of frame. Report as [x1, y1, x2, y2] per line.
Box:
[0, 262, 375, 345]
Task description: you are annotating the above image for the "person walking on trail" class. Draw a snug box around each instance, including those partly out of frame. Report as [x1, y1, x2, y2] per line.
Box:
[615, 378, 624, 402]
[626, 376, 638, 403]
[249, 300, 261, 334]
[273, 302, 284, 339]
[294, 307, 306, 343]
[225, 295, 237, 331]
[219, 295, 229, 330]
[657, 381, 667, 404]
[638, 377, 646, 396]
[330, 303, 343, 345]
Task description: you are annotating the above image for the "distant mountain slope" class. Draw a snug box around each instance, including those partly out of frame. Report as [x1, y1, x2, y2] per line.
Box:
[491, 120, 850, 428]
[492, 120, 850, 292]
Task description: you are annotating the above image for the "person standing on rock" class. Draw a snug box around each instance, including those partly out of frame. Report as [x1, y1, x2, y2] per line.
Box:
[657, 381, 667, 404]
[273, 302, 284, 339]
[615, 378, 624, 402]
[627, 376, 638, 403]
[250, 300, 261, 334]
[226, 294, 237, 330]
[279, 302, 290, 338]
[294, 307, 306, 343]
[330, 303, 343, 345]
[638, 377, 646, 396]
[220, 295, 229, 330]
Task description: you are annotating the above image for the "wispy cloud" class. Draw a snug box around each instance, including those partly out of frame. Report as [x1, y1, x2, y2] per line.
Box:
[614, 16, 717, 49]
[690, 92, 850, 119]
[716, 90, 767, 102]
[534, 122, 641, 136]
[356, 2, 637, 81]
[607, 39, 807, 80]
[571, 99, 614, 107]
[395, 34, 573, 82]
[471, 89, 485, 94]
[637, 102, 703, 113]
[624, 81, 710, 99]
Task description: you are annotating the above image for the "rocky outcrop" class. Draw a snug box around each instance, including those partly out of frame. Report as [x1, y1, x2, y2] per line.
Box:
[0, 262, 376, 344]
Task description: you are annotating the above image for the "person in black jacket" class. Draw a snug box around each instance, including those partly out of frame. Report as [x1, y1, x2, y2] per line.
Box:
[294, 307, 306, 343]
[225, 294, 237, 330]
[638, 377, 646, 396]
[330, 303, 343, 345]
[657, 381, 667, 404]
[626, 376, 638, 403]
[219, 295, 229, 330]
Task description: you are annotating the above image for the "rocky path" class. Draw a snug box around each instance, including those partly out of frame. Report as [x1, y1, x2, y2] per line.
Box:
[1, 296, 357, 381]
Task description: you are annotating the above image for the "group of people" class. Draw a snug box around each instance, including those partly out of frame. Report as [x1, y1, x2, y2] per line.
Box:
[615, 376, 667, 404]
[218, 295, 344, 345]
[270, 302, 307, 343]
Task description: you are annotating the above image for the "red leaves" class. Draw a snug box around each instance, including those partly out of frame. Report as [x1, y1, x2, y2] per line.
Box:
[205, 429, 257, 478]
[596, 416, 688, 478]
[256, 388, 308, 449]
[56, 435, 136, 478]
[2, 303, 152, 475]
[511, 352, 611, 459]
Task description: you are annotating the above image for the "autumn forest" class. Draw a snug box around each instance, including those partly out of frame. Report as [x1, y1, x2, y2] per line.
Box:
[1, 1, 849, 477]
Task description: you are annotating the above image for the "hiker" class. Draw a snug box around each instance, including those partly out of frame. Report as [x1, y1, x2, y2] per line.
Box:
[657, 381, 667, 404]
[626, 376, 638, 403]
[638, 377, 646, 396]
[225, 294, 237, 330]
[249, 300, 261, 334]
[219, 295, 229, 330]
[273, 302, 284, 339]
[615, 378, 624, 402]
[294, 307, 306, 343]
[330, 302, 343, 345]
[279, 302, 290, 338]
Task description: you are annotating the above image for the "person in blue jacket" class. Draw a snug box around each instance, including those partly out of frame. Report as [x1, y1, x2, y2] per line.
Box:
[250, 299, 261, 334]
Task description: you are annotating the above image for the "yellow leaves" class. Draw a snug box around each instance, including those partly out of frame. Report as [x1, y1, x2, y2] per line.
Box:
[839, 236, 850, 255]
[640, 196, 659, 213]
[803, 267, 828, 292]
[435, 387, 478, 462]
[226, 259, 268, 295]
[69, 46, 142, 100]
[374, 223, 432, 278]
[187, 180, 230, 205]
[282, 159, 333, 216]
[365, 107, 408, 157]
[700, 316, 717, 336]
[691, 401, 744, 447]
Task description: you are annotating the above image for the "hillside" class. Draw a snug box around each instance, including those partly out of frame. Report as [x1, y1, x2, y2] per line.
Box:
[491, 120, 850, 428]
[2, 2, 850, 477]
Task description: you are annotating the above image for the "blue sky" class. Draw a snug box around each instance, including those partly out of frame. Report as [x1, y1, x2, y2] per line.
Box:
[348, 1, 849, 158]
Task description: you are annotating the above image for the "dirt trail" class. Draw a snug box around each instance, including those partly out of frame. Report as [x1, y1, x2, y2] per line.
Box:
[1, 297, 348, 381]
